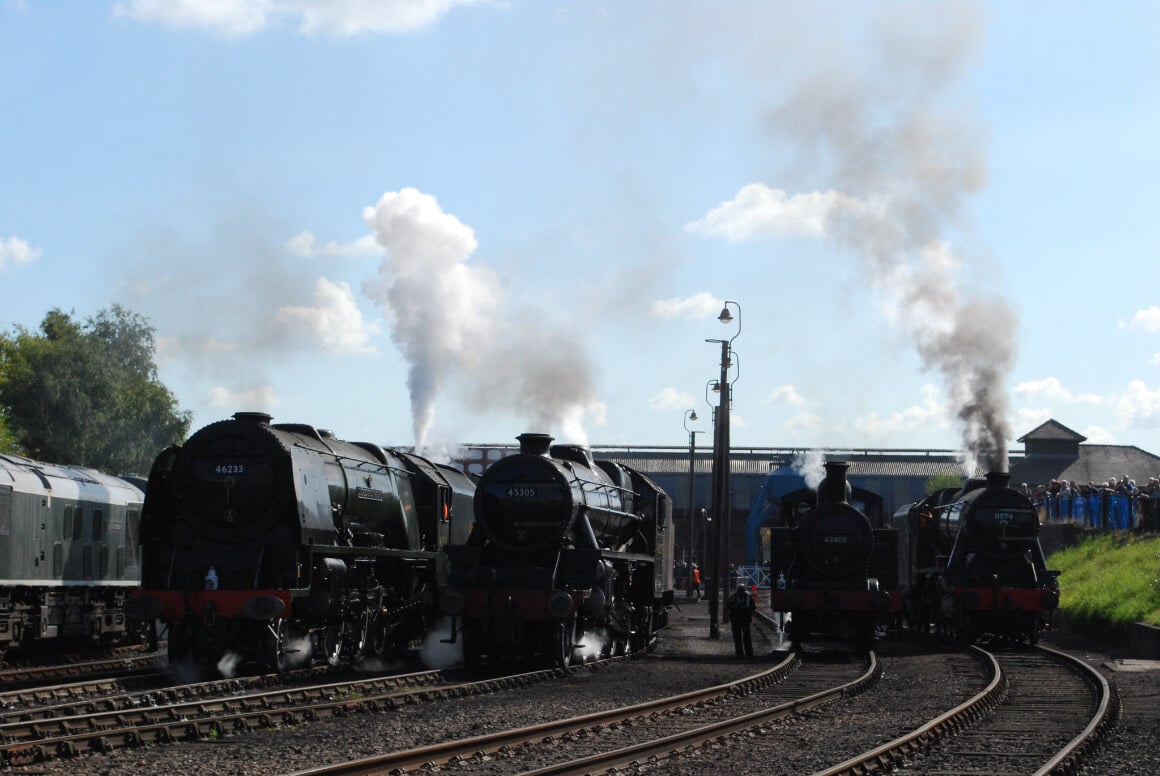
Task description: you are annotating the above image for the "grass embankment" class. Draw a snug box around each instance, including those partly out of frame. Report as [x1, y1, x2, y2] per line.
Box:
[1046, 532, 1160, 632]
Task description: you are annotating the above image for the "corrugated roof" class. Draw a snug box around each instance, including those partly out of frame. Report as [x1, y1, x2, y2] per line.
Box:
[1009, 444, 1160, 487]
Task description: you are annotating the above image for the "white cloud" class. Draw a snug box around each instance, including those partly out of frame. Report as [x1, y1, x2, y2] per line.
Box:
[273, 277, 379, 353]
[648, 388, 696, 412]
[1013, 406, 1051, 432]
[114, 0, 274, 37]
[114, 0, 488, 37]
[1127, 305, 1160, 332]
[785, 413, 822, 433]
[766, 384, 806, 406]
[685, 183, 863, 241]
[0, 236, 41, 270]
[1115, 380, 1160, 430]
[207, 383, 279, 409]
[854, 384, 948, 436]
[649, 292, 722, 319]
[1081, 425, 1116, 444]
[293, 0, 487, 36]
[286, 231, 379, 258]
[1152, 353, 1160, 368]
[1013, 376, 1104, 405]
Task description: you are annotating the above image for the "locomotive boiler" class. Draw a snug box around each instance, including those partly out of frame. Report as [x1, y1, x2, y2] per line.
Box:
[0, 453, 144, 655]
[440, 433, 674, 668]
[767, 461, 900, 645]
[126, 412, 475, 674]
[894, 471, 1060, 644]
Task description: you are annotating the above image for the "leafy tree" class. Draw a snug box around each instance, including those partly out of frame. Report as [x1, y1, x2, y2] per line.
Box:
[925, 474, 965, 494]
[0, 305, 191, 473]
[0, 406, 18, 455]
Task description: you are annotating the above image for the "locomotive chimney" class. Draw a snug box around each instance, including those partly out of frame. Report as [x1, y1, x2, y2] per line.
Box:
[985, 471, 1011, 491]
[233, 411, 273, 425]
[820, 461, 850, 504]
[516, 432, 554, 456]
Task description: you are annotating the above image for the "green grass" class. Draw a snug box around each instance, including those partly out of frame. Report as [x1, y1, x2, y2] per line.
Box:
[1046, 532, 1160, 630]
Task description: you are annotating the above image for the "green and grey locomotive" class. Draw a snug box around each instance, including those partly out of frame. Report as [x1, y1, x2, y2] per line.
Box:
[0, 453, 144, 655]
[126, 412, 475, 675]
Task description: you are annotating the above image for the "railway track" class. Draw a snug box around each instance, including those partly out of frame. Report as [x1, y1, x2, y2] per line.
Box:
[860, 642, 1119, 775]
[287, 648, 875, 775]
[0, 655, 630, 766]
[0, 650, 167, 691]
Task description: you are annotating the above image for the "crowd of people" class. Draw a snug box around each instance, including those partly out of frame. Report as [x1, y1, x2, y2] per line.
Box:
[1019, 475, 1160, 500]
[1019, 474, 1160, 530]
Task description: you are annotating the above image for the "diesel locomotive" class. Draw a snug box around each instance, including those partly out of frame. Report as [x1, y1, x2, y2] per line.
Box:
[440, 433, 674, 669]
[126, 412, 475, 674]
[894, 471, 1060, 644]
[0, 453, 144, 656]
[767, 461, 901, 646]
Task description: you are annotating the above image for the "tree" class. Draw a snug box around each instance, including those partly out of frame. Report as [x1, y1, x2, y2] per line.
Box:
[0, 305, 191, 473]
[925, 474, 965, 494]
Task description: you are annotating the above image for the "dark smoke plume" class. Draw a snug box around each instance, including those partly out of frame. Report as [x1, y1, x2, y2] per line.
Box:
[777, 6, 1013, 473]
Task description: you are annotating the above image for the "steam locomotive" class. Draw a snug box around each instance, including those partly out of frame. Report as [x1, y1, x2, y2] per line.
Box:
[440, 433, 674, 669]
[126, 412, 475, 674]
[0, 453, 144, 656]
[893, 471, 1060, 644]
[767, 461, 901, 646]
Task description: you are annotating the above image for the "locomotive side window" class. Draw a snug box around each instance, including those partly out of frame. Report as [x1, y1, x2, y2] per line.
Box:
[126, 507, 140, 562]
[100, 546, 109, 577]
[0, 486, 10, 536]
[74, 506, 85, 540]
[92, 509, 103, 541]
[116, 546, 126, 578]
[83, 546, 93, 578]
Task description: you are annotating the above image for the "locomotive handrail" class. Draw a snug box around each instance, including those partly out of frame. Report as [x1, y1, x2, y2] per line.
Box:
[289, 441, 410, 475]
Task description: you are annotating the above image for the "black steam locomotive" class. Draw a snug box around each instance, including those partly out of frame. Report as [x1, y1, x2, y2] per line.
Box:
[894, 471, 1059, 644]
[126, 412, 475, 674]
[440, 433, 674, 668]
[767, 461, 901, 646]
[0, 453, 144, 656]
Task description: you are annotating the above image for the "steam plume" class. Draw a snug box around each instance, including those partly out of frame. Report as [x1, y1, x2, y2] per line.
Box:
[777, 6, 1012, 473]
[362, 188, 603, 449]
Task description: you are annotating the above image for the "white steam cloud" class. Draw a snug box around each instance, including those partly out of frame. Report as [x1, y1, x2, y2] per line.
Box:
[362, 188, 604, 451]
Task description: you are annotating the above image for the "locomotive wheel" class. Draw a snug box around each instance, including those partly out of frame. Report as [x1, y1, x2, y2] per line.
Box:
[321, 621, 345, 667]
[268, 619, 298, 674]
[368, 615, 390, 658]
[553, 619, 576, 669]
[346, 613, 370, 660]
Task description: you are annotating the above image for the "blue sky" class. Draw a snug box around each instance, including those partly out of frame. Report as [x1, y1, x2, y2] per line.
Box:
[2, 1, 1158, 469]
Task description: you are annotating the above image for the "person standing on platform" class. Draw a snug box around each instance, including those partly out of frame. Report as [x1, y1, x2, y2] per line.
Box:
[692, 564, 702, 600]
[728, 584, 755, 657]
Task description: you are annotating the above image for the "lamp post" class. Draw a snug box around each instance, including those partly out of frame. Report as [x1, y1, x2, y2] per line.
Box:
[705, 300, 740, 640]
[683, 409, 700, 598]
